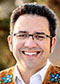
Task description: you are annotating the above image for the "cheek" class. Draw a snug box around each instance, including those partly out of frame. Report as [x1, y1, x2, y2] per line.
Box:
[37, 40, 50, 51]
[13, 39, 24, 51]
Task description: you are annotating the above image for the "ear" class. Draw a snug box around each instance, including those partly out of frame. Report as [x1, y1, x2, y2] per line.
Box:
[51, 37, 56, 53]
[7, 35, 13, 52]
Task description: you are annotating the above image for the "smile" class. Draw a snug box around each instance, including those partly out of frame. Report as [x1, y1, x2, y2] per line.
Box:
[22, 51, 40, 56]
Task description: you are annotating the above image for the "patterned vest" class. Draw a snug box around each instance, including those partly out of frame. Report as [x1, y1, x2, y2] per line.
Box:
[0, 64, 60, 84]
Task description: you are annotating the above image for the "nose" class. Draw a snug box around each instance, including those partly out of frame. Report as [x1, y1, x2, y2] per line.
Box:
[24, 36, 37, 48]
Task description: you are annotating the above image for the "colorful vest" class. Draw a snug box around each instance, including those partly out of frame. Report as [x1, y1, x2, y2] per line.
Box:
[0, 64, 60, 84]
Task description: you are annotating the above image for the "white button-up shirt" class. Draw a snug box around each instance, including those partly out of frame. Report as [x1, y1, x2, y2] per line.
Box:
[14, 59, 51, 84]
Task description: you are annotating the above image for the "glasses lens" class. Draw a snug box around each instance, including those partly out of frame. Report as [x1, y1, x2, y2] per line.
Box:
[16, 33, 27, 39]
[35, 34, 46, 40]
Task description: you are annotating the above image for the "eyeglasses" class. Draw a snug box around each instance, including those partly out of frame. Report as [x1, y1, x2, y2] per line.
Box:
[10, 31, 52, 41]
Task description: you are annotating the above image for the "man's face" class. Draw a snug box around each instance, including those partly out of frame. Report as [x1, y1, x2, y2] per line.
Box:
[8, 14, 56, 70]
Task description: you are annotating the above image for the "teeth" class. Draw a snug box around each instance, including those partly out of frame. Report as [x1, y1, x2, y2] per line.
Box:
[25, 52, 37, 55]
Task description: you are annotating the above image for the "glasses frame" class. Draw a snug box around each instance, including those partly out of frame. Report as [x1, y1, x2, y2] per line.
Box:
[10, 32, 52, 40]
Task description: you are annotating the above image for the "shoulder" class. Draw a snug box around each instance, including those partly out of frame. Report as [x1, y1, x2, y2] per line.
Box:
[0, 66, 15, 83]
[42, 64, 60, 84]
[0, 66, 15, 75]
[49, 64, 60, 72]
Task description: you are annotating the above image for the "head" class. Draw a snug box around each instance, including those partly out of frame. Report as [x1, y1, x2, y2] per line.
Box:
[8, 3, 57, 71]
[10, 3, 57, 38]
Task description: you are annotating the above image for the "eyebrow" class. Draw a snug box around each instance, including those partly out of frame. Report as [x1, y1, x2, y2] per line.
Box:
[18, 31, 28, 33]
[35, 32, 46, 35]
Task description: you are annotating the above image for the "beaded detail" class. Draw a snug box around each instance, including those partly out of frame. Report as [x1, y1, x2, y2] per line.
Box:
[50, 73, 60, 82]
[0, 80, 2, 84]
[1, 74, 13, 84]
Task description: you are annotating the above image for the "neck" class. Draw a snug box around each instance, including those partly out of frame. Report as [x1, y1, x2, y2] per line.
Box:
[17, 62, 47, 84]
[17, 64, 33, 84]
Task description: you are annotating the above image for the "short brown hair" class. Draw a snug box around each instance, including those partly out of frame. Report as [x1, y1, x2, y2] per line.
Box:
[10, 3, 57, 37]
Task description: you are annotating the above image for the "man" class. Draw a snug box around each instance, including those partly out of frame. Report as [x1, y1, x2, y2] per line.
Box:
[0, 3, 60, 84]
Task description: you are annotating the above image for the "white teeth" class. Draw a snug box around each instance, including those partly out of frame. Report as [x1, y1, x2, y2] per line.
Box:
[25, 52, 37, 55]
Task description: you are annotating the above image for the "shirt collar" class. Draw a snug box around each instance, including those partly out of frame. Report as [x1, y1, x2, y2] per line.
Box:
[30, 59, 51, 82]
[14, 59, 51, 82]
[38, 59, 51, 81]
[14, 64, 23, 82]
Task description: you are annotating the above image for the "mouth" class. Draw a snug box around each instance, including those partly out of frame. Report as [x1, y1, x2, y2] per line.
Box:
[22, 51, 40, 56]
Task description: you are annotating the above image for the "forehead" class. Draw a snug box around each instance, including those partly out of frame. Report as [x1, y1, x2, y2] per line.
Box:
[14, 14, 50, 34]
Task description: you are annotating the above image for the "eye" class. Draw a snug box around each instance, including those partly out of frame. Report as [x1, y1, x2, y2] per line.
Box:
[16, 33, 27, 39]
[35, 35, 45, 40]
[18, 34, 25, 37]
